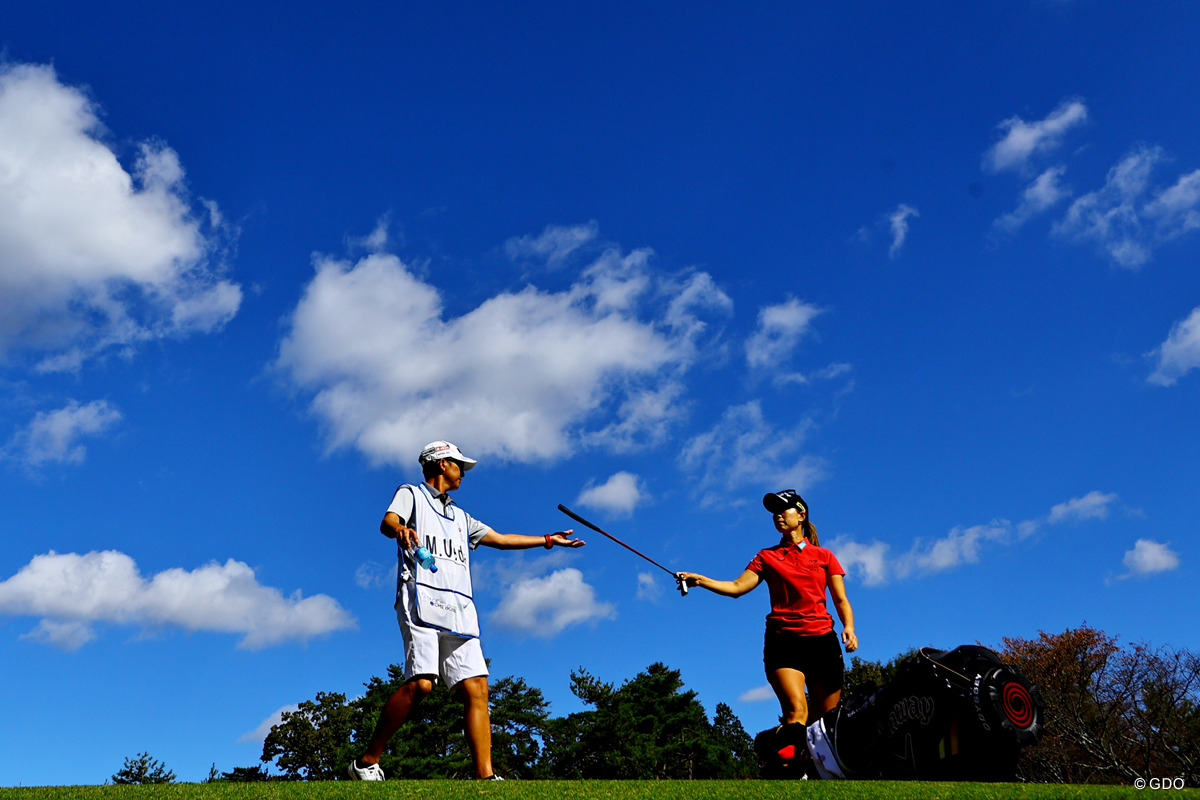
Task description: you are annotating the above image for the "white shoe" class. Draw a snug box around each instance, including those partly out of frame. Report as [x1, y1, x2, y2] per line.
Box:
[348, 760, 385, 781]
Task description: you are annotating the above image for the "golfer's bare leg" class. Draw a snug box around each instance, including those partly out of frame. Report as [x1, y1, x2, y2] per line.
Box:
[360, 677, 434, 764]
[805, 679, 842, 723]
[768, 668, 809, 725]
[458, 676, 494, 779]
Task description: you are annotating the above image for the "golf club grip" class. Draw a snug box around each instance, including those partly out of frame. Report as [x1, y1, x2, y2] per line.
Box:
[557, 504, 607, 535]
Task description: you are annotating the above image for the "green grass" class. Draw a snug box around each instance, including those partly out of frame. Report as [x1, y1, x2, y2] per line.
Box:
[1, 781, 1194, 800]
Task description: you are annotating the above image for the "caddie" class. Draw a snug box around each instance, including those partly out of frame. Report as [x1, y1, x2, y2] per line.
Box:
[349, 441, 584, 781]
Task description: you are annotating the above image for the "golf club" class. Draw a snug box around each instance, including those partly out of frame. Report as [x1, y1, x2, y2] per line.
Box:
[557, 504, 687, 595]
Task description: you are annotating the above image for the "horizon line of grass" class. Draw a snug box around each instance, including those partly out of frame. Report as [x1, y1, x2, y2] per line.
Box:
[1, 779, 1194, 800]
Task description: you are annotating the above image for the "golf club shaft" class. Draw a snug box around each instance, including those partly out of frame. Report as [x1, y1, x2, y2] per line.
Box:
[557, 504, 687, 594]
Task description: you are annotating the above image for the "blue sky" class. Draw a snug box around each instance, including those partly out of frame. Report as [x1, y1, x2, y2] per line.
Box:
[2, 0, 1198, 786]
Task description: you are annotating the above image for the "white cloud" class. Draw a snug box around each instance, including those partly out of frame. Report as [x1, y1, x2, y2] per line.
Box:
[983, 99, 1088, 174]
[679, 401, 825, 504]
[745, 298, 823, 370]
[1120, 539, 1180, 577]
[1050, 146, 1200, 269]
[273, 229, 730, 466]
[832, 491, 1118, 586]
[1047, 490, 1118, 524]
[488, 568, 615, 637]
[577, 471, 645, 517]
[831, 522, 1012, 585]
[4, 399, 121, 466]
[994, 166, 1072, 232]
[354, 560, 394, 590]
[1054, 146, 1161, 269]
[583, 380, 689, 452]
[982, 100, 1200, 267]
[0, 63, 241, 371]
[888, 204, 919, 258]
[636, 572, 662, 602]
[1148, 306, 1200, 386]
[505, 221, 599, 269]
[1144, 169, 1200, 239]
[238, 705, 300, 744]
[825, 536, 890, 587]
[738, 685, 776, 703]
[902, 522, 1011, 575]
[0, 550, 356, 650]
[20, 618, 97, 650]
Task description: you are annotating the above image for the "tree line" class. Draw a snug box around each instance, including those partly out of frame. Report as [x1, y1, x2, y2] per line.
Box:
[117, 624, 1199, 784]
[246, 661, 759, 781]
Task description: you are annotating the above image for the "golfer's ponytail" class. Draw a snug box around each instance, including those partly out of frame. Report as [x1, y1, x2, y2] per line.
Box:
[804, 520, 819, 547]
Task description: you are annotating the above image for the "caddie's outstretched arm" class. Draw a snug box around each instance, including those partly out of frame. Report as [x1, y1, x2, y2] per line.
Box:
[479, 529, 586, 550]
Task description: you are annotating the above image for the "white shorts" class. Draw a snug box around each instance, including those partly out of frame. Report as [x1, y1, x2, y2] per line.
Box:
[397, 588, 488, 687]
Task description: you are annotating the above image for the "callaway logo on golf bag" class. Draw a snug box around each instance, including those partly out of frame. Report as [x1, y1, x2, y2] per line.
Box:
[755, 645, 1045, 781]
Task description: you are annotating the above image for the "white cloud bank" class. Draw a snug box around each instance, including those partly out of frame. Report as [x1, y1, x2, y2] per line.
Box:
[0, 62, 241, 372]
[3, 399, 121, 466]
[274, 223, 731, 466]
[488, 567, 616, 637]
[830, 491, 1120, 586]
[984, 99, 1200, 268]
[0, 550, 355, 650]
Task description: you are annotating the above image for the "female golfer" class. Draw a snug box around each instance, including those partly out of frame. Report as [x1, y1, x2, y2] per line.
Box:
[677, 490, 857, 725]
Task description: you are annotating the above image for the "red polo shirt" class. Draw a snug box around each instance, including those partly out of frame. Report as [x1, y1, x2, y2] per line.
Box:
[746, 542, 845, 635]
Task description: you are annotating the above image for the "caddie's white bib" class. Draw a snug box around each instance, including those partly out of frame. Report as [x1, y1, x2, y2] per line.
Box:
[399, 483, 480, 638]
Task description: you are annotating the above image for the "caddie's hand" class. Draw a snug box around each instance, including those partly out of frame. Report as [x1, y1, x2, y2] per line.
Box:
[548, 530, 585, 548]
[396, 525, 419, 550]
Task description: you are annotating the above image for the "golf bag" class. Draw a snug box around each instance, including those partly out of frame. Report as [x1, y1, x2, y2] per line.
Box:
[755, 645, 1044, 781]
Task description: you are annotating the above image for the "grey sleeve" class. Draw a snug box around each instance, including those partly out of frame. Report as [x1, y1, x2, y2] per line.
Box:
[385, 486, 415, 524]
[463, 511, 493, 548]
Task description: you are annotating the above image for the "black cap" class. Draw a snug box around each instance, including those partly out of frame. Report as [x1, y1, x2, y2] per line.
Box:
[763, 490, 808, 515]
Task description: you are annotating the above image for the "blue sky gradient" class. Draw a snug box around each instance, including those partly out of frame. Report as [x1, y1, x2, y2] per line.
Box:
[2, 1, 1198, 786]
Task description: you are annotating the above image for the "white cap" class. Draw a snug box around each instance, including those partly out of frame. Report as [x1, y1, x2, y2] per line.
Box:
[418, 441, 477, 471]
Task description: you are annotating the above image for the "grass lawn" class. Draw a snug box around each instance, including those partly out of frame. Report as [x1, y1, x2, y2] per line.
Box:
[0, 780, 1192, 800]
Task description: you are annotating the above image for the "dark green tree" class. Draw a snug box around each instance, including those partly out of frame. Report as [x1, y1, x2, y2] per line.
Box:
[111, 752, 175, 784]
[261, 663, 554, 780]
[212, 765, 273, 782]
[261, 691, 356, 780]
[488, 675, 553, 779]
[545, 662, 747, 779]
[711, 702, 759, 778]
[349, 663, 472, 779]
